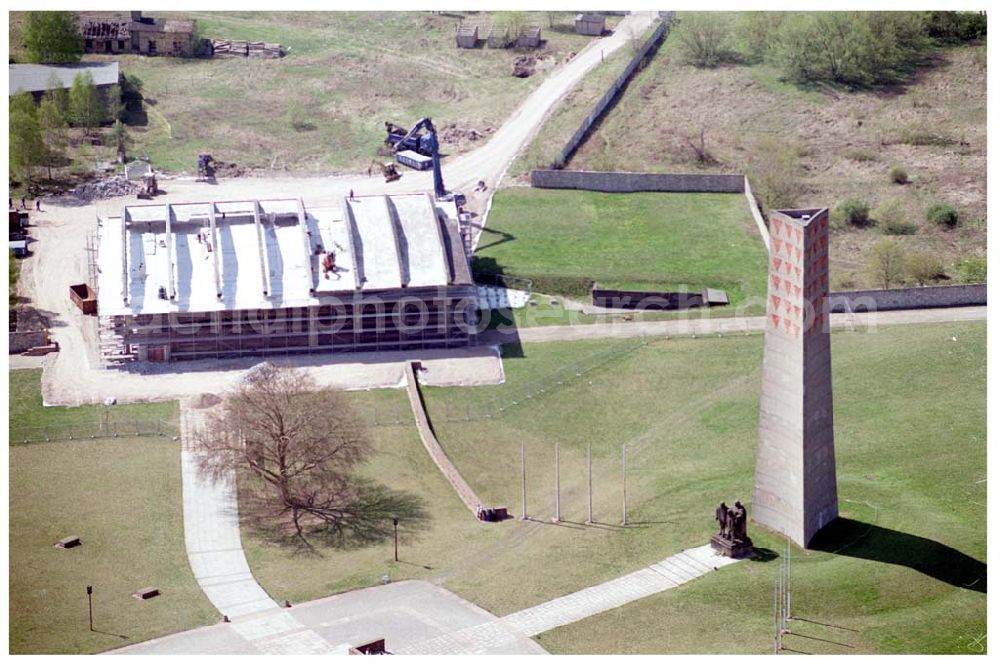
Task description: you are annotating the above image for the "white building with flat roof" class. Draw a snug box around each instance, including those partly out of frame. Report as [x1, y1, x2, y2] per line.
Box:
[95, 194, 477, 363]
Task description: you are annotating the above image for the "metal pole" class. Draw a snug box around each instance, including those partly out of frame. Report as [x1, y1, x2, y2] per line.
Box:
[621, 444, 627, 526]
[520, 443, 527, 520]
[392, 515, 399, 562]
[553, 443, 561, 522]
[587, 444, 593, 524]
[772, 576, 778, 653]
[786, 539, 791, 622]
[87, 585, 93, 632]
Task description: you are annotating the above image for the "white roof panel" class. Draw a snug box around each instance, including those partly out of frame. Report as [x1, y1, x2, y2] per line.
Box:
[96, 196, 463, 317]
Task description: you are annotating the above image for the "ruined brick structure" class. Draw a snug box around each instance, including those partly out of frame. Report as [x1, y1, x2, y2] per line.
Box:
[80, 11, 196, 57]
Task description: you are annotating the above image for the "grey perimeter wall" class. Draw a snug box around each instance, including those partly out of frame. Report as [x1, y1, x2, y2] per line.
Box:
[530, 169, 745, 193]
[829, 284, 986, 312]
[9, 330, 48, 353]
[553, 14, 672, 167]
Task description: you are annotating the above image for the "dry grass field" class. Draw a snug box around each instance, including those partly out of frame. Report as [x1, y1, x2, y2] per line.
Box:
[569, 14, 986, 290]
[9, 11, 616, 174]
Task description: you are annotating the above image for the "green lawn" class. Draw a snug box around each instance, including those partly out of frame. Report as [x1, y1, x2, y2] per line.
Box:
[9, 373, 216, 654]
[474, 189, 768, 304]
[429, 321, 986, 653]
[239, 400, 504, 602]
[9, 369, 178, 443]
[239, 320, 984, 654]
[567, 12, 986, 291]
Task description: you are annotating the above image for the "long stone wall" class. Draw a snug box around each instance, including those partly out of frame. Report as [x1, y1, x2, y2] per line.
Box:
[530, 169, 745, 193]
[828, 284, 986, 312]
[9, 330, 49, 354]
[553, 14, 672, 168]
[404, 362, 483, 516]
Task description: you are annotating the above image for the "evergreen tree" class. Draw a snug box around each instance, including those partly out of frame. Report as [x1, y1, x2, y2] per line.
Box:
[23, 11, 83, 64]
[69, 71, 102, 134]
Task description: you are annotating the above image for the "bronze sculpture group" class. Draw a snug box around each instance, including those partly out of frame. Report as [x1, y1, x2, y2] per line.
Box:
[711, 500, 753, 558]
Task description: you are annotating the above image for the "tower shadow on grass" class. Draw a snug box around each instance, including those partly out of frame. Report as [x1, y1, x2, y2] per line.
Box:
[809, 518, 986, 593]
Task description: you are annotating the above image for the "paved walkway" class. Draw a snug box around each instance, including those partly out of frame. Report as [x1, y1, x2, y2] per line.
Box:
[484, 305, 987, 345]
[111, 580, 545, 655]
[396, 544, 736, 654]
[180, 403, 279, 620]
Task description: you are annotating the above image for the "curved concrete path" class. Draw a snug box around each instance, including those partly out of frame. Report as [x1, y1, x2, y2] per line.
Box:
[114, 543, 733, 654]
[180, 402, 278, 619]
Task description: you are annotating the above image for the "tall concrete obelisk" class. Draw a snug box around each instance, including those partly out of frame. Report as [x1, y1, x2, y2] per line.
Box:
[752, 208, 838, 548]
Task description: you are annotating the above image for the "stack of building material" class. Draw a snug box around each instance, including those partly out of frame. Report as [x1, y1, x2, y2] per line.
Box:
[212, 38, 282, 58]
[455, 22, 479, 48]
[516, 25, 542, 48]
[486, 23, 510, 48]
[211, 38, 232, 54]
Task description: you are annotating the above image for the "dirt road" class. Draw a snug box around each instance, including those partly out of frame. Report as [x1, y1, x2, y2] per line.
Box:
[18, 13, 656, 406]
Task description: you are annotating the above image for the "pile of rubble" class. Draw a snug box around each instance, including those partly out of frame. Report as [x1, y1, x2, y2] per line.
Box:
[512, 54, 537, 78]
[72, 176, 141, 201]
[211, 160, 247, 178]
[438, 124, 493, 144]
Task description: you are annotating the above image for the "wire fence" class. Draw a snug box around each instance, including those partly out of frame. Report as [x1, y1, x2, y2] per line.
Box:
[431, 336, 653, 423]
[773, 538, 791, 654]
[10, 418, 179, 445]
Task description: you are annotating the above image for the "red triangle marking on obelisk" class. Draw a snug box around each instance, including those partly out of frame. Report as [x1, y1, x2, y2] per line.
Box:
[772, 257, 781, 271]
[784, 279, 792, 294]
[770, 314, 780, 328]
[794, 285, 802, 298]
[773, 218, 783, 236]
[772, 275, 781, 289]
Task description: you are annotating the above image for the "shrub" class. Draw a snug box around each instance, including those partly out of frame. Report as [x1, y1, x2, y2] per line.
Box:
[770, 12, 930, 87]
[845, 148, 877, 162]
[889, 165, 908, 184]
[865, 238, 907, 289]
[745, 136, 803, 210]
[958, 256, 986, 284]
[925, 202, 960, 228]
[674, 13, 736, 68]
[874, 200, 917, 235]
[906, 252, 944, 285]
[833, 198, 872, 227]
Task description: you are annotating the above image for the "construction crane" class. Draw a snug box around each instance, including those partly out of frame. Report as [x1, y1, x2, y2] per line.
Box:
[385, 117, 463, 205]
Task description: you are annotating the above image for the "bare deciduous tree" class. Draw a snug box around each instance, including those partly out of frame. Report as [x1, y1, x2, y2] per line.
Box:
[194, 363, 426, 547]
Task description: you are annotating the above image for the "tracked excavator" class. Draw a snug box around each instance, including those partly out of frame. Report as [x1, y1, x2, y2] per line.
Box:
[383, 117, 465, 205]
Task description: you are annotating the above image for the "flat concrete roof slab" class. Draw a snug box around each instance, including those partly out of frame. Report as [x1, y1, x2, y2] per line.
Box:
[98, 196, 462, 317]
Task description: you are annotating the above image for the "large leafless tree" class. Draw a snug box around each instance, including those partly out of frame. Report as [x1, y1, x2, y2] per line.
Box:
[195, 363, 425, 546]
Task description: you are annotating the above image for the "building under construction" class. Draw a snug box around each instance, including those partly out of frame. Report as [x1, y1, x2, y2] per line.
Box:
[95, 194, 478, 363]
